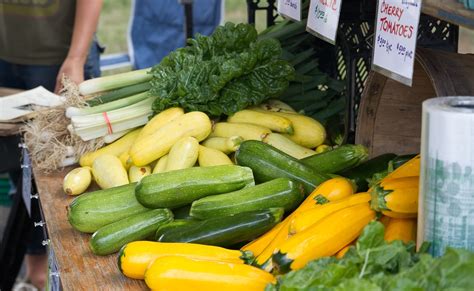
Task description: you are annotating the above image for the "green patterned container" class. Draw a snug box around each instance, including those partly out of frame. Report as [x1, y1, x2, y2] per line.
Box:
[420, 97, 474, 257]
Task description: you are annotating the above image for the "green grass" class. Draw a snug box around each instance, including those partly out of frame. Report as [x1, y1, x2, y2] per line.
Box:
[97, 0, 132, 55]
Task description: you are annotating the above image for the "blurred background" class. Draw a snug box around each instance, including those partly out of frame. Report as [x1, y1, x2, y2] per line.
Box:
[97, 0, 271, 74]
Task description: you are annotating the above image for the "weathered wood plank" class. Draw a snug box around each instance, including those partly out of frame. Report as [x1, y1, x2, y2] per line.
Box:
[423, 0, 474, 30]
[33, 168, 147, 290]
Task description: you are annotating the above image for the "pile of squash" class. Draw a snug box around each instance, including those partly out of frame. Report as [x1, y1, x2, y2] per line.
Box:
[114, 156, 420, 290]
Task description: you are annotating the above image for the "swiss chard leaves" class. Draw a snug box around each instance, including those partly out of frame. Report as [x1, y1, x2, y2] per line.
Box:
[150, 22, 295, 116]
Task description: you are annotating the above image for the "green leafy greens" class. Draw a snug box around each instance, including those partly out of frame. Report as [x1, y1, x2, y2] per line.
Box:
[149, 22, 295, 116]
[266, 221, 474, 291]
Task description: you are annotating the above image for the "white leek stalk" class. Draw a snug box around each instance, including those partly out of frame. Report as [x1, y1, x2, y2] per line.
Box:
[66, 92, 149, 118]
[78, 68, 152, 95]
[70, 98, 155, 141]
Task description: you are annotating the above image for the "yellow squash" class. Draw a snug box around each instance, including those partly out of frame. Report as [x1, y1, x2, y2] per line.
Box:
[241, 222, 285, 258]
[79, 128, 141, 167]
[250, 107, 326, 148]
[289, 193, 371, 234]
[128, 165, 151, 183]
[371, 176, 419, 214]
[254, 221, 290, 271]
[227, 109, 294, 134]
[384, 218, 417, 244]
[201, 136, 243, 154]
[335, 241, 355, 259]
[144, 256, 275, 291]
[382, 211, 417, 219]
[198, 145, 233, 167]
[254, 177, 355, 269]
[165, 136, 199, 171]
[261, 133, 316, 159]
[118, 151, 133, 170]
[273, 203, 375, 272]
[378, 215, 391, 228]
[210, 122, 271, 141]
[119, 241, 253, 280]
[299, 177, 355, 210]
[260, 99, 296, 113]
[382, 155, 420, 182]
[152, 154, 168, 174]
[63, 167, 92, 195]
[315, 144, 331, 154]
[136, 107, 184, 139]
[91, 154, 129, 189]
[130, 111, 212, 166]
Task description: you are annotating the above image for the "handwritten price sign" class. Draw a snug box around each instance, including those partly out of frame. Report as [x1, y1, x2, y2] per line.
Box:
[306, 0, 342, 44]
[372, 0, 421, 86]
[278, 0, 301, 21]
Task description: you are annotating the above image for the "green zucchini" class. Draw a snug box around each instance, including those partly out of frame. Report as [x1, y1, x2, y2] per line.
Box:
[154, 219, 199, 240]
[86, 81, 151, 106]
[172, 205, 193, 220]
[301, 144, 369, 174]
[90, 208, 173, 255]
[338, 153, 396, 192]
[157, 208, 284, 247]
[190, 178, 305, 219]
[135, 165, 254, 209]
[67, 183, 148, 233]
[235, 140, 330, 194]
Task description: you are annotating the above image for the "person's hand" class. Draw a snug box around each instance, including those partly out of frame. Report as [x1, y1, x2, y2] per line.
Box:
[54, 56, 86, 94]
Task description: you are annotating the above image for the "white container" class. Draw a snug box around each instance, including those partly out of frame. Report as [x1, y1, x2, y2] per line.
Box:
[419, 96, 474, 256]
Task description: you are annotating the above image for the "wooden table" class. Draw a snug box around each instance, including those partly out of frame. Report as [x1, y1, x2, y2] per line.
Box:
[0, 87, 146, 289]
[34, 167, 147, 290]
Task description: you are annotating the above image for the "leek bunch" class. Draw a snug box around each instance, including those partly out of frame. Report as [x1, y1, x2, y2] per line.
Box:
[68, 69, 154, 141]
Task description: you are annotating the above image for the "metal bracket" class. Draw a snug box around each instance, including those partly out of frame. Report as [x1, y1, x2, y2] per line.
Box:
[34, 221, 46, 228]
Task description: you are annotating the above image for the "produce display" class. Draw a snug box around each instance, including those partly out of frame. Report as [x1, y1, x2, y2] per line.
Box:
[23, 14, 469, 291]
[63, 123, 431, 290]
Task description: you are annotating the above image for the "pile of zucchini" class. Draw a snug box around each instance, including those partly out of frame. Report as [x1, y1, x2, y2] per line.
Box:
[67, 141, 373, 256]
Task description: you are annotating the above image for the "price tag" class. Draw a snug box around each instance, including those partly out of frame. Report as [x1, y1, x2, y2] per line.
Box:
[372, 0, 422, 86]
[278, 0, 302, 22]
[306, 0, 343, 45]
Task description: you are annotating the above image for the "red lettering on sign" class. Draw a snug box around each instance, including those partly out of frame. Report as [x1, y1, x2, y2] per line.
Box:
[380, 0, 404, 21]
[319, 0, 338, 12]
[379, 16, 414, 39]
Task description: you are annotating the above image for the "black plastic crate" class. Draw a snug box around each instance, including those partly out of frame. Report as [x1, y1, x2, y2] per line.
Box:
[246, 0, 278, 27]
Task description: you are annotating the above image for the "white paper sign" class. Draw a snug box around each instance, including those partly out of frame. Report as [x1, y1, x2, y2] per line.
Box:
[278, 0, 302, 21]
[372, 0, 421, 86]
[306, 0, 343, 45]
